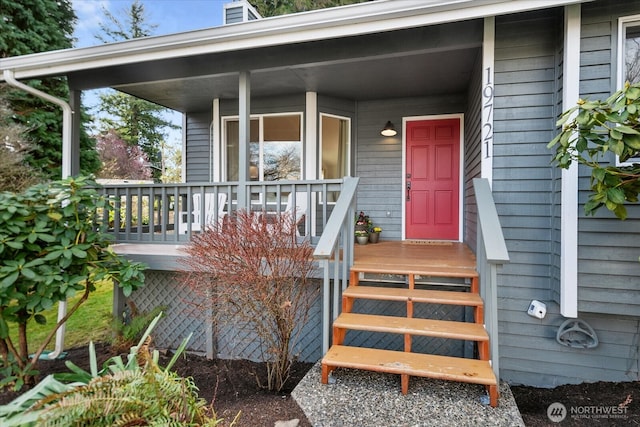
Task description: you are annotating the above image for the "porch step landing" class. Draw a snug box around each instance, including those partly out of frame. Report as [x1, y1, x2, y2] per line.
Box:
[321, 257, 499, 407]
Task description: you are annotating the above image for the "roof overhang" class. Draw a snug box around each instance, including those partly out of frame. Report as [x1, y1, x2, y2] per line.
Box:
[0, 0, 591, 81]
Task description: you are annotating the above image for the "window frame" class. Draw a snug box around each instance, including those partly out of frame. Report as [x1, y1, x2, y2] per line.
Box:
[616, 15, 640, 166]
[319, 113, 351, 204]
[222, 112, 304, 181]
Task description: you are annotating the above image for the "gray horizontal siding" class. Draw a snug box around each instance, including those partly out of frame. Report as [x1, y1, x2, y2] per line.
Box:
[500, 306, 639, 386]
[185, 111, 211, 182]
[576, 0, 640, 316]
[493, 9, 562, 388]
[494, 3, 640, 388]
[225, 6, 244, 25]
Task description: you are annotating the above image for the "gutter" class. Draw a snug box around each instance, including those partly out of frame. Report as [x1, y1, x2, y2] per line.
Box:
[2, 69, 72, 359]
[3, 70, 73, 178]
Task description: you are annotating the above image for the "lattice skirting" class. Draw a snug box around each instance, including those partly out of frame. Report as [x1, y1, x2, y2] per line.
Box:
[121, 271, 466, 362]
[123, 270, 324, 362]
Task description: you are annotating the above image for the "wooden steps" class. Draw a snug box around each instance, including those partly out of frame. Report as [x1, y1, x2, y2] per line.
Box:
[321, 250, 499, 407]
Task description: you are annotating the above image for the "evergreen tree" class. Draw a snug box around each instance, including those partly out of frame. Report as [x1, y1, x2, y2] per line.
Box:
[0, 0, 100, 179]
[0, 98, 42, 191]
[94, 0, 178, 180]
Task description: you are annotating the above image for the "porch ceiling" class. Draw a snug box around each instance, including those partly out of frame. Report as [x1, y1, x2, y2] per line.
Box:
[66, 20, 483, 113]
[111, 47, 479, 112]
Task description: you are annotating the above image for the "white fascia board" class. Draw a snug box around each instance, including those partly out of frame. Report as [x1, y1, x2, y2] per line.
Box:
[1, 0, 590, 81]
[560, 4, 581, 319]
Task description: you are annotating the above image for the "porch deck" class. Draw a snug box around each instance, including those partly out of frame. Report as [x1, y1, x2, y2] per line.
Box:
[353, 240, 476, 278]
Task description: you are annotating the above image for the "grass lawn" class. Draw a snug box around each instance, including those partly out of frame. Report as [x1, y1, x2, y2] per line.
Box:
[9, 280, 114, 354]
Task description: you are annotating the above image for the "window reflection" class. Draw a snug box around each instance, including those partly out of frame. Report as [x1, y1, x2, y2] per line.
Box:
[625, 24, 640, 84]
[226, 115, 301, 181]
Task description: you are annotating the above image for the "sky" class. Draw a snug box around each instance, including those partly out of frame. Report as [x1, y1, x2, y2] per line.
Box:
[72, 0, 227, 48]
[70, 0, 231, 152]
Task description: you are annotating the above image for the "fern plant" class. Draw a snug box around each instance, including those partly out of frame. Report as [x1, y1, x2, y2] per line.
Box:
[111, 301, 166, 353]
[0, 313, 237, 426]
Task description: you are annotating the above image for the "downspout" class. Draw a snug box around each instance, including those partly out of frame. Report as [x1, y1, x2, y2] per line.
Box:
[3, 69, 72, 359]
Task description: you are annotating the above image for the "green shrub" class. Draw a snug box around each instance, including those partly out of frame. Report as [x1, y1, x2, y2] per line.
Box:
[0, 176, 146, 389]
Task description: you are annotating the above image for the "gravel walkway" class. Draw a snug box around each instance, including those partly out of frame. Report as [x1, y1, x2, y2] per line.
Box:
[292, 362, 524, 427]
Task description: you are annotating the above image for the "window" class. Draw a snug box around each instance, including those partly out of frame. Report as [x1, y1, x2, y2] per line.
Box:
[320, 114, 350, 202]
[224, 114, 302, 181]
[617, 17, 640, 165]
[621, 19, 640, 85]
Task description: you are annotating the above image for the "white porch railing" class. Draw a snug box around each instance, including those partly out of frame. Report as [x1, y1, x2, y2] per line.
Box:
[98, 179, 346, 244]
[473, 178, 510, 383]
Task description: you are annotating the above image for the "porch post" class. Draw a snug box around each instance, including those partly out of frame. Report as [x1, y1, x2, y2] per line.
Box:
[238, 71, 251, 209]
[305, 92, 318, 236]
[304, 92, 317, 181]
[69, 89, 81, 176]
[212, 98, 221, 182]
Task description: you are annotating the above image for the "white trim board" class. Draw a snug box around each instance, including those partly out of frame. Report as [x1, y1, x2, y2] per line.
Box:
[560, 4, 581, 318]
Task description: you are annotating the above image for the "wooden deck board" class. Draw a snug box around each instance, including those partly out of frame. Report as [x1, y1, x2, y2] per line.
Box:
[322, 345, 497, 386]
[334, 313, 489, 341]
[353, 241, 477, 278]
[343, 285, 483, 306]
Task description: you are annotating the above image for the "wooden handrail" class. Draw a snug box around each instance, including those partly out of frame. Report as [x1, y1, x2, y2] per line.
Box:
[473, 178, 509, 264]
[472, 177, 509, 385]
[311, 176, 359, 354]
[313, 176, 359, 259]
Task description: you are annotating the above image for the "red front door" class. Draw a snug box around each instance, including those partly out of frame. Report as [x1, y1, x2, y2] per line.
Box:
[405, 118, 460, 240]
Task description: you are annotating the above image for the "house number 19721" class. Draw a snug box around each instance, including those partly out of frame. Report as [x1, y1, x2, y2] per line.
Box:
[483, 66, 494, 159]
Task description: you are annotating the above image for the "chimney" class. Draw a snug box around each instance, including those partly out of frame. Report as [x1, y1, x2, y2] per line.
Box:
[223, 0, 262, 25]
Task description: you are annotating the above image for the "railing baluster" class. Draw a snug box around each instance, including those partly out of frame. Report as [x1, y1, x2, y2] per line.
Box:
[136, 187, 143, 241]
[173, 186, 180, 242]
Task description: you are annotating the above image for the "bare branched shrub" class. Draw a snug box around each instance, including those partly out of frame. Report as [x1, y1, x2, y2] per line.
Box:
[180, 209, 318, 392]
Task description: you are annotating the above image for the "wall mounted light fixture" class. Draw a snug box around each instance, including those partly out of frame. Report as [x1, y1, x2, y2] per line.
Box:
[381, 121, 397, 137]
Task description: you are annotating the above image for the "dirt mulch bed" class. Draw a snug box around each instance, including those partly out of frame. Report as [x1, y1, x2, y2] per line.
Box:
[511, 381, 639, 426]
[0, 343, 312, 426]
[1, 343, 638, 426]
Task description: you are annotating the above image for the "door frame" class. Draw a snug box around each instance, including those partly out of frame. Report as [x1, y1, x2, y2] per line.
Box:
[401, 113, 465, 241]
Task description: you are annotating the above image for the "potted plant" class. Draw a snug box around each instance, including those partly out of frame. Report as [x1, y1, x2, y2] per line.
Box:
[369, 226, 382, 243]
[355, 211, 372, 233]
[355, 229, 369, 245]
